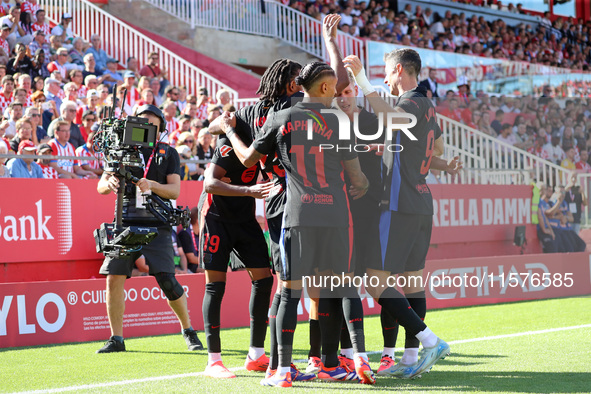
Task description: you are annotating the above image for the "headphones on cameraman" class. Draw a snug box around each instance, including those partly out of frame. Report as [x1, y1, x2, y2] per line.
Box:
[135, 104, 167, 134]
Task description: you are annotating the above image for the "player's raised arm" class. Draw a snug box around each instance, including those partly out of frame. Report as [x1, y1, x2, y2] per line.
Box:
[343, 54, 407, 118]
[343, 157, 369, 199]
[219, 111, 265, 168]
[322, 14, 349, 95]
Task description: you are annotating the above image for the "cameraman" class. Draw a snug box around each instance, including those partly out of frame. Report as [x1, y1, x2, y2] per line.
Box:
[96, 104, 203, 353]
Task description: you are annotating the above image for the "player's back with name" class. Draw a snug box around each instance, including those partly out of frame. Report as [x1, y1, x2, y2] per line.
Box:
[387, 87, 442, 215]
[199, 132, 259, 223]
[254, 101, 357, 228]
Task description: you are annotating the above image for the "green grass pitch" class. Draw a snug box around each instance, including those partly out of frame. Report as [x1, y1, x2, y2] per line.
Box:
[2, 297, 590, 393]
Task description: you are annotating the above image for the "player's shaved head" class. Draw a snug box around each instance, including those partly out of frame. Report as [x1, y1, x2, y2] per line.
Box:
[295, 61, 335, 92]
[384, 48, 422, 79]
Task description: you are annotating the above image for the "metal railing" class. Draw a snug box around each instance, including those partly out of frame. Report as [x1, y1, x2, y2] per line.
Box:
[438, 116, 571, 187]
[38, 0, 239, 101]
[139, 0, 365, 63]
[372, 90, 571, 187]
[235, 97, 259, 109]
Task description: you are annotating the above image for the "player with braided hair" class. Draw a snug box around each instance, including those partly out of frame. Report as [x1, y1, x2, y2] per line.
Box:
[217, 57, 374, 387]
[205, 58, 316, 380]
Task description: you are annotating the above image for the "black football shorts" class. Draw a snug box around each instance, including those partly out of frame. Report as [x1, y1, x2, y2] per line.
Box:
[279, 226, 353, 282]
[199, 216, 270, 272]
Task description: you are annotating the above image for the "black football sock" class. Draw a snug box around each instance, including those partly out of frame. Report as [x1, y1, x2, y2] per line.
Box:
[308, 319, 321, 358]
[340, 318, 352, 350]
[277, 287, 301, 370]
[377, 287, 426, 337]
[249, 276, 273, 348]
[319, 294, 343, 368]
[381, 307, 399, 348]
[268, 292, 281, 370]
[203, 281, 225, 353]
[342, 296, 366, 354]
[405, 291, 426, 349]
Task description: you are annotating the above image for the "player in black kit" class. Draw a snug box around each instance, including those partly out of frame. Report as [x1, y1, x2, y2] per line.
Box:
[198, 107, 276, 378]
[220, 61, 374, 387]
[343, 49, 460, 379]
[209, 57, 316, 382]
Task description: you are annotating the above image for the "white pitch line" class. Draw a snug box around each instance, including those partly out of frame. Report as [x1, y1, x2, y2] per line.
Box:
[15, 323, 591, 394]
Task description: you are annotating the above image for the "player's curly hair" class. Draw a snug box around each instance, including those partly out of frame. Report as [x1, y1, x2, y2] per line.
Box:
[257, 59, 302, 103]
[294, 61, 335, 92]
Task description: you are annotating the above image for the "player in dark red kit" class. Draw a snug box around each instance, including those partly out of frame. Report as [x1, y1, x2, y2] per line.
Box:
[343, 49, 457, 379]
[198, 113, 275, 378]
[220, 61, 373, 387]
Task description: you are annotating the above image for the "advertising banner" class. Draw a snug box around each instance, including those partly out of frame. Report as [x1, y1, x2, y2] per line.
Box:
[0, 179, 533, 266]
[2, 253, 588, 348]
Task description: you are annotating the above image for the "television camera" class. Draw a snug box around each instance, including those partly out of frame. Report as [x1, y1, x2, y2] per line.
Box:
[93, 86, 190, 258]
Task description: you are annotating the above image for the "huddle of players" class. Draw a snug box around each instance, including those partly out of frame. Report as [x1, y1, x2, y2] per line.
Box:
[197, 15, 458, 387]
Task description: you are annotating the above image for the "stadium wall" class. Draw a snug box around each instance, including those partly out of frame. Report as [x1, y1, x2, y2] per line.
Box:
[1, 252, 589, 348]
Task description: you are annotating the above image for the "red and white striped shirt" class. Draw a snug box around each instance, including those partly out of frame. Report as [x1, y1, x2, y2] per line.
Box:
[32, 22, 50, 35]
[123, 86, 140, 116]
[165, 117, 179, 135]
[49, 139, 78, 172]
[196, 103, 208, 120]
[0, 37, 8, 56]
[0, 92, 12, 114]
[21, 1, 40, 18]
[47, 62, 67, 80]
[39, 163, 59, 179]
[78, 85, 88, 100]
[76, 144, 103, 170]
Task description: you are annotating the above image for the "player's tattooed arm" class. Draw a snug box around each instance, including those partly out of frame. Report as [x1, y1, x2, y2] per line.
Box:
[218, 112, 264, 167]
[204, 163, 273, 198]
[343, 158, 369, 200]
[323, 14, 349, 95]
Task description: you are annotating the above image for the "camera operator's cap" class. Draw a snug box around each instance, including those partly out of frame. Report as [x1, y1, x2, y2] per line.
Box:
[18, 140, 37, 154]
[86, 89, 99, 99]
[176, 144, 192, 158]
[33, 30, 45, 37]
[123, 71, 135, 79]
[62, 12, 72, 19]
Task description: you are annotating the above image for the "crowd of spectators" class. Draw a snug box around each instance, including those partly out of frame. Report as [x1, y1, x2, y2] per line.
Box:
[0, 2, 228, 180]
[291, 0, 591, 70]
[425, 79, 591, 173]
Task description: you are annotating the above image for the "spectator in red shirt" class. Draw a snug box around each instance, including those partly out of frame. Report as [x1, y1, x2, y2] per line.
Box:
[139, 51, 168, 94]
[576, 150, 591, 173]
[439, 98, 462, 122]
